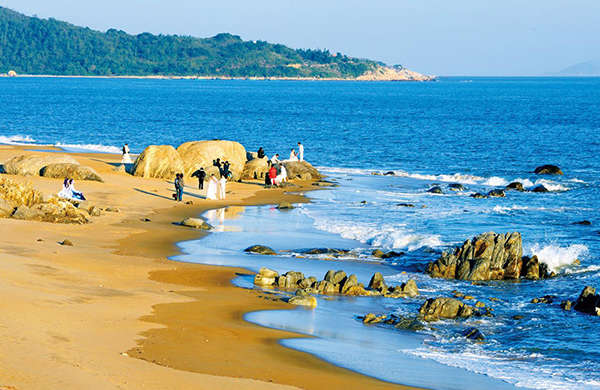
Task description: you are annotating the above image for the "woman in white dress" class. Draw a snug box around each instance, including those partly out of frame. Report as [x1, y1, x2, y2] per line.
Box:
[58, 178, 72, 199]
[219, 176, 227, 200]
[289, 149, 299, 162]
[276, 164, 288, 184]
[206, 175, 218, 200]
[121, 144, 132, 164]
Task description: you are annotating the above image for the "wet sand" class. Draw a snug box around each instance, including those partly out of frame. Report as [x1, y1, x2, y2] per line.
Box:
[0, 146, 416, 390]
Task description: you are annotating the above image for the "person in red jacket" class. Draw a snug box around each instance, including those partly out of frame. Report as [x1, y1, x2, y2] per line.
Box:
[268, 164, 278, 187]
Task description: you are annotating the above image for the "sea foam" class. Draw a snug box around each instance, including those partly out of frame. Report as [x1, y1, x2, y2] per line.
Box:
[0, 134, 37, 145]
[56, 142, 122, 154]
[528, 243, 589, 272]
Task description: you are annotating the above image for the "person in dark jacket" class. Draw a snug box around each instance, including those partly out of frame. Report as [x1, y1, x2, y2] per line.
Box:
[191, 168, 206, 189]
[257, 147, 265, 159]
[222, 161, 231, 179]
[174, 173, 184, 201]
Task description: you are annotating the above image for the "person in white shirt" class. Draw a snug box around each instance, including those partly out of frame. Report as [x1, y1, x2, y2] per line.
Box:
[271, 154, 280, 164]
[219, 176, 227, 200]
[297, 142, 304, 161]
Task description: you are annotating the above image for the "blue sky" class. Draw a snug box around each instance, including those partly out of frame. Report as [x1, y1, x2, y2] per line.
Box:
[1, 0, 598, 76]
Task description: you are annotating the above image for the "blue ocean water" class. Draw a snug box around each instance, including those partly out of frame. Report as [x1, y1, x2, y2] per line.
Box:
[1, 77, 599, 389]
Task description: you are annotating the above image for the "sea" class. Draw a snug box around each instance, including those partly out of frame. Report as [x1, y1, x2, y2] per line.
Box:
[1, 76, 599, 389]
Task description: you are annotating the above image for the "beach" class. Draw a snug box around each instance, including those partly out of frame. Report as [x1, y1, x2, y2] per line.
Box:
[0, 145, 412, 390]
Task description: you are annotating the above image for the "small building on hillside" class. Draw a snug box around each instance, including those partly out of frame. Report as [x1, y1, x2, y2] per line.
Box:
[7, 70, 17, 77]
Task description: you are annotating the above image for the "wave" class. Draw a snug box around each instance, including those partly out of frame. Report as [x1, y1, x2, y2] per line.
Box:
[533, 179, 569, 192]
[527, 243, 589, 272]
[55, 142, 122, 154]
[0, 134, 37, 145]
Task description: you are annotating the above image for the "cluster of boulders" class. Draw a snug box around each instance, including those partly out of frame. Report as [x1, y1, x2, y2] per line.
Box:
[254, 267, 418, 300]
[3, 154, 103, 181]
[426, 232, 556, 281]
[131, 140, 322, 182]
[0, 177, 102, 224]
[570, 286, 600, 316]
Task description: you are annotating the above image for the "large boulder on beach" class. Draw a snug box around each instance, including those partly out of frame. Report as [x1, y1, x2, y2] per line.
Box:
[3, 154, 79, 176]
[177, 140, 247, 180]
[0, 177, 43, 208]
[40, 163, 103, 182]
[419, 297, 474, 322]
[180, 217, 212, 230]
[283, 161, 322, 181]
[573, 286, 600, 316]
[534, 165, 563, 175]
[131, 145, 185, 179]
[426, 232, 525, 281]
[12, 198, 89, 224]
[241, 158, 269, 180]
[254, 267, 279, 287]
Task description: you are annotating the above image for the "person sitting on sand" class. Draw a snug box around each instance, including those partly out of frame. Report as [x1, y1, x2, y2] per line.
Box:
[257, 147, 265, 159]
[191, 167, 206, 189]
[268, 164, 278, 187]
[289, 149, 299, 162]
[206, 175, 218, 200]
[68, 179, 86, 201]
[58, 178, 72, 199]
[173, 173, 184, 202]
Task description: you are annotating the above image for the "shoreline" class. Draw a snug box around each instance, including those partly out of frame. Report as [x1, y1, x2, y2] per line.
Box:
[0, 145, 416, 389]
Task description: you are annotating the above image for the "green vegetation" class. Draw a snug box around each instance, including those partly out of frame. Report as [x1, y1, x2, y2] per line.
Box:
[0, 7, 383, 78]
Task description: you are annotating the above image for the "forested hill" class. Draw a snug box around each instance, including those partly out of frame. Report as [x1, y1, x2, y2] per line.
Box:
[0, 6, 431, 80]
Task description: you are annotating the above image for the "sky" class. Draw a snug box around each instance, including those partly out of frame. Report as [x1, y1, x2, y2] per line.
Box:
[1, 0, 598, 76]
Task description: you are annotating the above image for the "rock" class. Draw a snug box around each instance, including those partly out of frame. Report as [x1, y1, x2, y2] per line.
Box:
[241, 158, 269, 180]
[372, 249, 385, 258]
[40, 163, 103, 182]
[282, 161, 323, 181]
[131, 145, 185, 179]
[12, 198, 89, 224]
[60, 239, 73, 246]
[324, 270, 347, 285]
[315, 280, 337, 294]
[0, 197, 15, 217]
[393, 316, 425, 331]
[534, 165, 563, 175]
[372, 250, 404, 259]
[463, 327, 485, 341]
[573, 286, 600, 316]
[87, 205, 102, 217]
[522, 256, 541, 280]
[506, 182, 525, 191]
[288, 295, 317, 308]
[3, 154, 78, 176]
[177, 140, 247, 180]
[426, 232, 525, 281]
[368, 272, 388, 293]
[363, 313, 387, 324]
[113, 164, 126, 173]
[561, 300, 572, 311]
[12, 205, 44, 220]
[453, 291, 465, 298]
[0, 177, 44, 207]
[180, 217, 212, 230]
[399, 279, 419, 297]
[572, 220, 592, 226]
[512, 315, 524, 320]
[104, 207, 120, 213]
[340, 274, 358, 294]
[463, 295, 475, 300]
[449, 183, 465, 191]
[531, 295, 555, 304]
[470, 192, 488, 199]
[276, 202, 294, 210]
[419, 297, 474, 322]
[475, 301, 486, 308]
[532, 185, 549, 193]
[278, 271, 305, 289]
[302, 248, 349, 256]
[384, 171, 395, 176]
[244, 245, 276, 255]
[397, 203, 416, 207]
[427, 186, 443, 194]
[254, 267, 279, 286]
[487, 189, 505, 198]
[298, 276, 317, 289]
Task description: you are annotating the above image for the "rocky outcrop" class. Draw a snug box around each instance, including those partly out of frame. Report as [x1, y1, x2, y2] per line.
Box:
[534, 165, 563, 175]
[40, 163, 103, 182]
[426, 232, 554, 281]
[0, 177, 43, 207]
[177, 140, 247, 180]
[506, 182, 525, 191]
[449, 183, 465, 191]
[131, 145, 185, 179]
[487, 189, 505, 198]
[356, 66, 435, 81]
[532, 185, 549, 193]
[470, 192, 487, 199]
[12, 198, 89, 224]
[372, 249, 404, 259]
[254, 268, 418, 299]
[241, 158, 269, 180]
[179, 217, 212, 230]
[427, 186, 443, 194]
[283, 161, 322, 181]
[244, 245, 277, 255]
[463, 327, 485, 341]
[3, 154, 79, 176]
[419, 297, 474, 321]
[573, 286, 600, 316]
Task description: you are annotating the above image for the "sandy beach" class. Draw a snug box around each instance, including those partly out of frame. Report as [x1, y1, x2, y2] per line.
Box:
[0, 146, 414, 390]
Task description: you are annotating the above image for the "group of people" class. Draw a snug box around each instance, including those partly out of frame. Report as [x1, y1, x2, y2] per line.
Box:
[173, 157, 234, 201]
[268, 142, 304, 164]
[58, 178, 86, 201]
[266, 161, 288, 187]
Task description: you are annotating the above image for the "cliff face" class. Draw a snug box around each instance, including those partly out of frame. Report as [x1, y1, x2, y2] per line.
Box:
[356, 66, 435, 81]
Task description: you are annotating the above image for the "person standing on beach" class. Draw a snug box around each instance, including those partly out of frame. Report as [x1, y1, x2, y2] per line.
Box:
[269, 164, 278, 187]
[219, 175, 227, 199]
[222, 161, 231, 179]
[206, 175, 218, 200]
[191, 167, 206, 189]
[121, 143, 132, 164]
[298, 142, 304, 161]
[174, 173, 184, 202]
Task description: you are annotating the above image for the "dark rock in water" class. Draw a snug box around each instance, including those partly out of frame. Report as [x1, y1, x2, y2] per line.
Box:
[244, 245, 277, 255]
[532, 185, 550, 193]
[572, 220, 592, 226]
[487, 189, 506, 198]
[397, 203, 416, 207]
[394, 316, 425, 331]
[276, 202, 295, 210]
[277, 271, 305, 289]
[463, 327, 485, 341]
[368, 272, 388, 293]
[561, 300, 572, 311]
[302, 248, 349, 256]
[340, 274, 358, 294]
[427, 186, 443, 194]
[512, 315, 524, 320]
[506, 182, 525, 191]
[470, 192, 488, 199]
[522, 256, 541, 280]
[384, 171, 395, 176]
[372, 249, 404, 259]
[534, 165, 563, 175]
[418, 297, 474, 322]
[362, 313, 387, 324]
[360, 200, 367, 204]
[449, 183, 465, 191]
[573, 286, 600, 316]
[531, 295, 556, 304]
